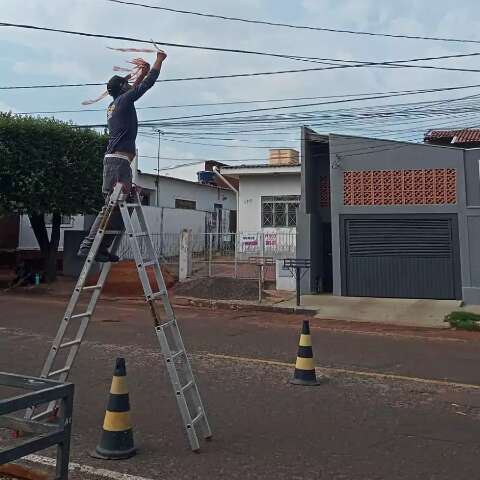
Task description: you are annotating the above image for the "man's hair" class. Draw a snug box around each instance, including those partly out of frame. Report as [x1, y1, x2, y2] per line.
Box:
[107, 75, 128, 98]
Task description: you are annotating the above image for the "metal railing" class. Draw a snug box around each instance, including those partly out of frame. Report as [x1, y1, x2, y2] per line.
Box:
[0, 372, 74, 479]
[117, 231, 297, 280]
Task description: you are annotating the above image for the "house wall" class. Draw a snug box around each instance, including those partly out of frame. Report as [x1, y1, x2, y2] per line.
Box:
[237, 173, 300, 233]
[299, 130, 480, 303]
[328, 134, 465, 297]
[17, 214, 86, 251]
[18, 173, 236, 252]
[135, 173, 236, 212]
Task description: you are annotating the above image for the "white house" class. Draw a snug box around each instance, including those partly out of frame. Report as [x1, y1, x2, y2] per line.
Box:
[219, 150, 301, 233]
[17, 162, 236, 253]
[219, 149, 301, 256]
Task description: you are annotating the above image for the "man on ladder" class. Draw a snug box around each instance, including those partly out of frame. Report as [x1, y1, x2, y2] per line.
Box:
[78, 48, 167, 262]
[30, 45, 212, 453]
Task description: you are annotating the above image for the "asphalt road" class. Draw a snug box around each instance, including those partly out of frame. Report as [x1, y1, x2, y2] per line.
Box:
[2, 292, 480, 479]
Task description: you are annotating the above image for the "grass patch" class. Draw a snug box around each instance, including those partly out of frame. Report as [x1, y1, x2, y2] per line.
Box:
[445, 311, 480, 331]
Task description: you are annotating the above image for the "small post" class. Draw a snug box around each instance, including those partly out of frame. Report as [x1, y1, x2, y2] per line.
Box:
[179, 229, 191, 282]
[208, 233, 213, 277]
[234, 233, 238, 279]
[56, 387, 74, 480]
[296, 266, 301, 307]
[258, 265, 263, 303]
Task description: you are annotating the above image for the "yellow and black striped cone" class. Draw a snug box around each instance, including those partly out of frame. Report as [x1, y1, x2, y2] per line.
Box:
[291, 320, 327, 386]
[91, 358, 136, 460]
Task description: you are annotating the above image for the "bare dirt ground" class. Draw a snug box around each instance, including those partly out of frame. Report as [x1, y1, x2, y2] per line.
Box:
[173, 277, 263, 301]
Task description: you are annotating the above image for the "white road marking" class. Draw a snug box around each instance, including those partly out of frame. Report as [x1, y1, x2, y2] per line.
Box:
[24, 454, 155, 480]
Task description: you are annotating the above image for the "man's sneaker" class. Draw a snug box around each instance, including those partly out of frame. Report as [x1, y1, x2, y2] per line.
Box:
[77, 248, 119, 263]
[108, 253, 120, 263]
[94, 251, 111, 263]
[95, 251, 120, 263]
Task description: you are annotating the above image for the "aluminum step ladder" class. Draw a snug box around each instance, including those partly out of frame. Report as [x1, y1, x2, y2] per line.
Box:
[27, 183, 212, 451]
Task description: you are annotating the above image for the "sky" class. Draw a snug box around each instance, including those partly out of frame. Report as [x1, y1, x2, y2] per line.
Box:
[2, 0, 480, 173]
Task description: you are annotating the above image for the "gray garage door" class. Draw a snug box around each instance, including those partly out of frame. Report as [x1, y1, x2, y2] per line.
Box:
[343, 216, 461, 299]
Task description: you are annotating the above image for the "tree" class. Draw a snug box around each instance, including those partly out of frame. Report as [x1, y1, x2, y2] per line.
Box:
[0, 113, 107, 282]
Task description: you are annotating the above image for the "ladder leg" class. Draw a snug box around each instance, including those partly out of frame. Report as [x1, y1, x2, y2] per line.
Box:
[28, 185, 125, 421]
[119, 193, 212, 450]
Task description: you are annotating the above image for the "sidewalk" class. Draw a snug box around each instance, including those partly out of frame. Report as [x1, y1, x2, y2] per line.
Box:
[276, 294, 463, 328]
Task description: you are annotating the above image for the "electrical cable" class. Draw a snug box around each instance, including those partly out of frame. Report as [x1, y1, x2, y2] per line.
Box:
[105, 0, 480, 46]
[3, 23, 480, 89]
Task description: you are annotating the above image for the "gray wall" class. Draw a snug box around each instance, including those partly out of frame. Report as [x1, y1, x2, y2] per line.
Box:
[460, 148, 480, 303]
[298, 127, 330, 294]
[299, 130, 480, 303]
[329, 134, 464, 297]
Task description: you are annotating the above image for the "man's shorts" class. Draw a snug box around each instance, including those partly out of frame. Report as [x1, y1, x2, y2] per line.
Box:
[102, 154, 132, 194]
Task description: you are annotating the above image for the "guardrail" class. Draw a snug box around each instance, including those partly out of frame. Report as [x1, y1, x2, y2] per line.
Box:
[0, 372, 74, 479]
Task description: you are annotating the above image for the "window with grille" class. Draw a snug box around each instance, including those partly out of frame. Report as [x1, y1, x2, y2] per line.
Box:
[261, 196, 300, 228]
[175, 198, 196, 210]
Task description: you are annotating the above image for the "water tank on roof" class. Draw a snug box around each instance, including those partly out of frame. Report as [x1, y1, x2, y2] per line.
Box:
[197, 170, 216, 185]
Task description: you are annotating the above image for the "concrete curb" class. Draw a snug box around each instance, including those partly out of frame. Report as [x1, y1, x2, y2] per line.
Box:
[171, 296, 316, 316]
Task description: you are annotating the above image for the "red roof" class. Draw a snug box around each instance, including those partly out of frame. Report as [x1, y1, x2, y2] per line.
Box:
[425, 129, 480, 144]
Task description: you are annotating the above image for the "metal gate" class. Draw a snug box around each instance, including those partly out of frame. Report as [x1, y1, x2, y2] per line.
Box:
[342, 215, 461, 300]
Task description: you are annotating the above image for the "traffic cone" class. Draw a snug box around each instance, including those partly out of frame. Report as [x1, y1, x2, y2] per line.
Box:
[290, 320, 327, 386]
[91, 358, 136, 460]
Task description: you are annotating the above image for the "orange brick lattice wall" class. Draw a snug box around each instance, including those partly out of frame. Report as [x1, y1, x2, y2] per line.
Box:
[319, 176, 330, 207]
[343, 169, 456, 206]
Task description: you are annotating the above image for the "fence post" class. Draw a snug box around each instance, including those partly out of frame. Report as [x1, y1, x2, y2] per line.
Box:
[179, 229, 192, 282]
[234, 233, 238, 279]
[159, 207, 164, 257]
[208, 233, 213, 277]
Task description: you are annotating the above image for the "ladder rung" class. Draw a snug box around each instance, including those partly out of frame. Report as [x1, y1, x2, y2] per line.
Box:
[82, 284, 103, 291]
[132, 232, 148, 237]
[181, 380, 194, 392]
[160, 319, 176, 329]
[47, 366, 70, 378]
[151, 291, 168, 299]
[124, 203, 140, 208]
[59, 339, 82, 349]
[104, 230, 123, 235]
[143, 260, 156, 267]
[70, 312, 92, 320]
[191, 411, 204, 425]
[171, 350, 185, 360]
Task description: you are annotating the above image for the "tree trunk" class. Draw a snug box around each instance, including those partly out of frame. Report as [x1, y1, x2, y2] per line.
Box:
[44, 212, 61, 283]
[28, 212, 62, 283]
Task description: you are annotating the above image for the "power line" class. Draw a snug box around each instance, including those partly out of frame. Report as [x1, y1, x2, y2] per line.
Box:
[105, 0, 480, 46]
[3, 23, 480, 90]
[5, 54, 480, 91]
[21, 85, 480, 115]
[0, 21, 352, 66]
[132, 88, 480, 124]
[69, 89, 480, 129]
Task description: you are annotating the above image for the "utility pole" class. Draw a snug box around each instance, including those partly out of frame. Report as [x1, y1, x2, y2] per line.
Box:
[155, 129, 163, 207]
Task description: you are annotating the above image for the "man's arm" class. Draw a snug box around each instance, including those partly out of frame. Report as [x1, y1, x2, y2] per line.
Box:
[132, 59, 150, 87]
[122, 50, 167, 103]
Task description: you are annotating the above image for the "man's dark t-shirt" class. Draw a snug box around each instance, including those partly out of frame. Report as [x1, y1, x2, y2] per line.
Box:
[106, 68, 160, 155]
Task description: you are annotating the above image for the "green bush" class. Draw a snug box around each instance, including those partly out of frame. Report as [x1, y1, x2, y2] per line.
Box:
[0, 113, 108, 281]
[444, 311, 480, 331]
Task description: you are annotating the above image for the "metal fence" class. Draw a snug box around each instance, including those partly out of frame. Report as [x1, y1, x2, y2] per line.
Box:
[0, 372, 74, 479]
[118, 231, 296, 280]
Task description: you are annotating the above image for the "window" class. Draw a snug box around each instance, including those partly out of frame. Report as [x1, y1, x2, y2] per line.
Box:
[261, 196, 300, 228]
[44, 214, 73, 226]
[175, 198, 196, 210]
